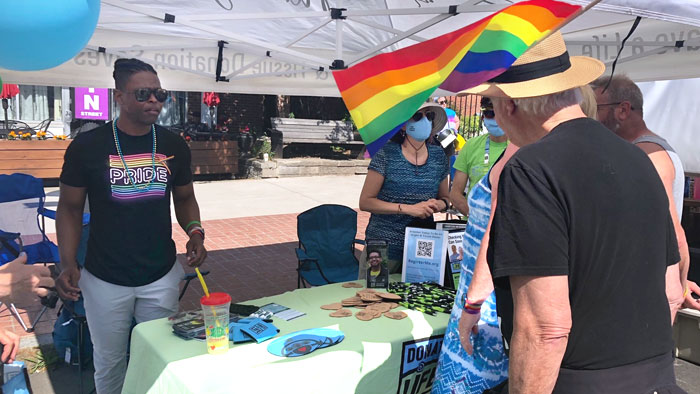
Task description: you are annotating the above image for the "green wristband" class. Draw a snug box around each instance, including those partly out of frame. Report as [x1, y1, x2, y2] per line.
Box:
[185, 220, 201, 232]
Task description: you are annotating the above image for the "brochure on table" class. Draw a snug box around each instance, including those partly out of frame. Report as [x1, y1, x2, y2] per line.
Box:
[445, 230, 465, 288]
[402, 227, 448, 285]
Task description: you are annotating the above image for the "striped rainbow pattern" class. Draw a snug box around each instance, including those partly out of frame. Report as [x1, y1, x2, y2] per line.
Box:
[109, 153, 168, 200]
[333, 0, 581, 155]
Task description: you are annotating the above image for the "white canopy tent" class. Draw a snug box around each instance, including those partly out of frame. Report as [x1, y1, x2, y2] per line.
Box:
[1, 0, 699, 170]
[4, 0, 700, 94]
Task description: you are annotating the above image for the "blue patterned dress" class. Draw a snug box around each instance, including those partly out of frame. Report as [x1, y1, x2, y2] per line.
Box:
[432, 173, 508, 394]
[365, 142, 449, 262]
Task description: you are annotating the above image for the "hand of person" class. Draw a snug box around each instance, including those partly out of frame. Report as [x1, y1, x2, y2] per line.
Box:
[0, 329, 19, 363]
[186, 233, 207, 267]
[682, 280, 700, 311]
[458, 309, 481, 355]
[55, 265, 81, 302]
[0, 253, 55, 305]
[406, 201, 438, 218]
[425, 198, 445, 213]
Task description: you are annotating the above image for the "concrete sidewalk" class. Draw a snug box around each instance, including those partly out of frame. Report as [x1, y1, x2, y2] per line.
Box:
[42, 175, 368, 232]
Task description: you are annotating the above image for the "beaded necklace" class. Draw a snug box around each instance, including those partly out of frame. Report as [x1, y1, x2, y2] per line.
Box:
[112, 118, 157, 190]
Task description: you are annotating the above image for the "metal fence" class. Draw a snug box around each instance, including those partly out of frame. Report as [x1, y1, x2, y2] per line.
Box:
[442, 94, 483, 140]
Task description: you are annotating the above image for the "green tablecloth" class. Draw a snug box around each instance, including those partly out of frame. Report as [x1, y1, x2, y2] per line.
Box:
[122, 279, 449, 394]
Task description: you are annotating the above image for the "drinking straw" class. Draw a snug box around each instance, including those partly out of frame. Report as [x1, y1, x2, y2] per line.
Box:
[196, 267, 218, 321]
[196, 267, 210, 298]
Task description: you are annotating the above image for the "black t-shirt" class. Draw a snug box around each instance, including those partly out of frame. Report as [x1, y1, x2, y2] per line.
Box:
[60, 122, 192, 286]
[488, 118, 679, 370]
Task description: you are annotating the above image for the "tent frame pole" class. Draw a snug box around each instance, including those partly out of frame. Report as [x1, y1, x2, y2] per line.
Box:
[103, 0, 333, 68]
[225, 17, 332, 79]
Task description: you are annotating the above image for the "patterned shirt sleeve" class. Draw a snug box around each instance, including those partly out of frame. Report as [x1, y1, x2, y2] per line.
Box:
[368, 145, 388, 176]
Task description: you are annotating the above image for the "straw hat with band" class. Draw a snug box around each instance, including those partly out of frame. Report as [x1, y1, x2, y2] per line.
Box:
[459, 32, 605, 98]
[409, 102, 448, 136]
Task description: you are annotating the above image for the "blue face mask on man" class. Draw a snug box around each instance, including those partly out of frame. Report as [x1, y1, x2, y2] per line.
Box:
[483, 117, 505, 137]
[405, 117, 432, 141]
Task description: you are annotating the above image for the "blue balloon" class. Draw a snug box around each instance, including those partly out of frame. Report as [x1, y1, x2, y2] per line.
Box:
[0, 0, 100, 71]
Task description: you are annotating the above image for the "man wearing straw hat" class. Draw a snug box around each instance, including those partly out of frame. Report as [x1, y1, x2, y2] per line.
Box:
[458, 32, 684, 393]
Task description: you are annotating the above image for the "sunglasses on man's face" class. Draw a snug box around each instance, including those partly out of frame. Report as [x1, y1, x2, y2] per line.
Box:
[482, 109, 495, 119]
[411, 111, 436, 122]
[128, 88, 168, 103]
[438, 100, 447, 105]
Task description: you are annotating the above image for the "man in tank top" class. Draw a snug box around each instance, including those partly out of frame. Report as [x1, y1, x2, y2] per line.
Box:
[592, 75, 697, 316]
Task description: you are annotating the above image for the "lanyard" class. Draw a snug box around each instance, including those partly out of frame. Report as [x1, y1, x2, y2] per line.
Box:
[484, 137, 490, 164]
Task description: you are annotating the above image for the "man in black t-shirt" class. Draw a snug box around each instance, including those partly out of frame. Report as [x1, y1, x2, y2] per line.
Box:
[457, 33, 684, 393]
[56, 59, 207, 394]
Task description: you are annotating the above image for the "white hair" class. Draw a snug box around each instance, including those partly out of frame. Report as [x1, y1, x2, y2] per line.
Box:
[512, 88, 583, 118]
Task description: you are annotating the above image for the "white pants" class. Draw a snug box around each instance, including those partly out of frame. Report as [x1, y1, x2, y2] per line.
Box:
[80, 262, 184, 394]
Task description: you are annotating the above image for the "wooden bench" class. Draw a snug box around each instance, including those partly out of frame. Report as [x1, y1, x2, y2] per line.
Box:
[0, 139, 239, 179]
[270, 117, 364, 158]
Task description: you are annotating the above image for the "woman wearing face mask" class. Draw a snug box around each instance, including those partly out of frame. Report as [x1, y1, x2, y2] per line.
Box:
[449, 97, 508, 218]
[358, 102, 451, 275]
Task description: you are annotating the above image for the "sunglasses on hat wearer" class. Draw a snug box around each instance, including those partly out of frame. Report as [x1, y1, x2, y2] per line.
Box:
[411, 111, 436, 122]
[127, 88, 169, 102]
[482, 109, 495, 119]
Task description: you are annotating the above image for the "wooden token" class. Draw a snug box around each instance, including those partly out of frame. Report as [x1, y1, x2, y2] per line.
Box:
[369, 309, 382, 318]
[384, 311, 408, 320]
[377, 292, 402, 300]
[367, 303, 391, 313]
[329, 309, 353, 317]
[354, 304, 368, 308]
[388, 302, 399, 309]
[359, 293, 382, 302]
[342, 282, 364, 288]
[355, 310, 375, 321]
[320, 302, 343, 310]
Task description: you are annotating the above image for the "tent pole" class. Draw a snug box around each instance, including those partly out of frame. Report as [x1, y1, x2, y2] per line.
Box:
[225, 18, 332, 79]
[347, 11, 456, 66]
[103, 0, 332, 68]
[347, 17, 427, 43]
[335, 14, 344, 65]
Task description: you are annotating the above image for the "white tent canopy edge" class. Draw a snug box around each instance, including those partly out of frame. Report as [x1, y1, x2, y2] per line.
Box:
[3, 0, 700, 95]
[1, 0, 698, 171]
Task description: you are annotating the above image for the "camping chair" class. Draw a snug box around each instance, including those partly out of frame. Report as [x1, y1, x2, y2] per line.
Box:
[0, 173, 89, 332]
[296, 204, 364, 288]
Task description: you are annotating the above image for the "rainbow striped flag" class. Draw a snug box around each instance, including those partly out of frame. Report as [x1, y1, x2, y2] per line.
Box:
[333, 0, 582, 155]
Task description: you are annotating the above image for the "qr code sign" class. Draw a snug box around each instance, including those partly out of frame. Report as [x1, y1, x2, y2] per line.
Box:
[416, 239, 434, 258]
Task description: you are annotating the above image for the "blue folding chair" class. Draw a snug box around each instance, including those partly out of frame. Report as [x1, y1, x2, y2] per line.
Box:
[0, 173, 89, 332]
[295, 204, 364, 287]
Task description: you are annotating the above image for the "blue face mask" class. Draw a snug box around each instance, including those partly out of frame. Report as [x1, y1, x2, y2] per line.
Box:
[405, 117, 432, 141]
[483, 118, 505, 137]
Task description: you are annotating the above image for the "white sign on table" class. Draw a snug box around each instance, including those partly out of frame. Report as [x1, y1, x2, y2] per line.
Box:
[402, 227, 448, 285]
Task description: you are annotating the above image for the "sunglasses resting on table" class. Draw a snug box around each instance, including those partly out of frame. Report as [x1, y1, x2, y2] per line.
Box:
[124, 87, 169, 102]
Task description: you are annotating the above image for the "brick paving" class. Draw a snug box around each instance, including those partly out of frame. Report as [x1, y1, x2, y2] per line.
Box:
[0, 211, 370, 344]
